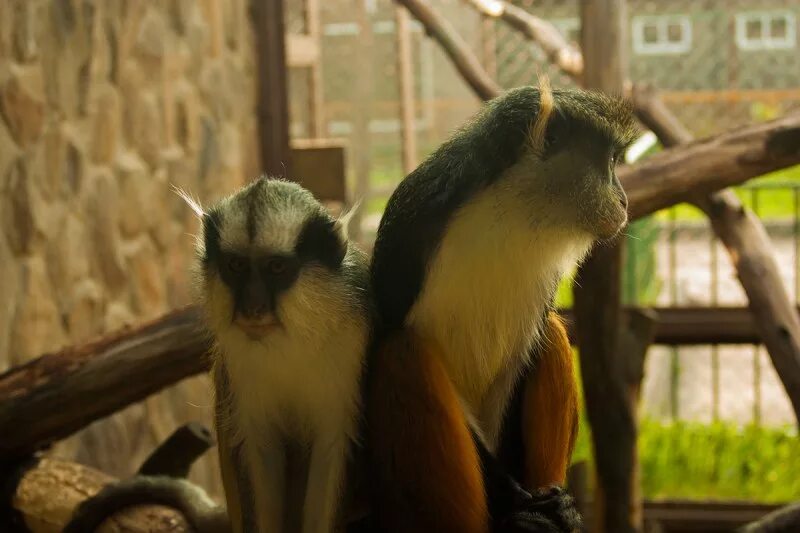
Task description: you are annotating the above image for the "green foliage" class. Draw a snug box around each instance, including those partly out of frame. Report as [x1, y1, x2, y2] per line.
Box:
[572, 418, 800, 503]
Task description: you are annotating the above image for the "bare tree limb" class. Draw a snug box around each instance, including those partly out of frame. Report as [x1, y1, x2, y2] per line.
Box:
[465, 0, 583, 78]
[394, 0, 501, 100]
[620, 112, 800, 220]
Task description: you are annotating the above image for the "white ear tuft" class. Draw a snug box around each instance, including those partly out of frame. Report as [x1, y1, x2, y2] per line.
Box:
[335, 200, 361, 241]
[171, 184, 205, 219]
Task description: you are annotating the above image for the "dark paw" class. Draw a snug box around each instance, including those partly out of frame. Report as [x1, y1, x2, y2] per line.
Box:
[499, 486, 581, 533]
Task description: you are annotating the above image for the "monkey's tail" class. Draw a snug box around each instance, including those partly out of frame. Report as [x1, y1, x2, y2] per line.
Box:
[62, 476, 230, 533]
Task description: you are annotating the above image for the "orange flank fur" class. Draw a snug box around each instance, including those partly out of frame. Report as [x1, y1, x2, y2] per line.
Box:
[522, 313, 579, 488]
[368, 329, 489, 533]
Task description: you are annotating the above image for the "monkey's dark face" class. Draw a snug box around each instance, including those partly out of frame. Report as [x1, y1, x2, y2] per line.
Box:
[509, 91, 636, 241]
[536, 108, 630, 239]
[199, 179, 346, 340]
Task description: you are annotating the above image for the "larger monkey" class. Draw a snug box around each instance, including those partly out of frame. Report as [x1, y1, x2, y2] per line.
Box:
[366, 83, 636, 532]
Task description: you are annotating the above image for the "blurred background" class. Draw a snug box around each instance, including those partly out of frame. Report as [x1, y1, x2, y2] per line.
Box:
[0, 0, 798, 530]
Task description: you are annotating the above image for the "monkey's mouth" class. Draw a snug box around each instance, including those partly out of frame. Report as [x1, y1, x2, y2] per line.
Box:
[235, 315, 280, 338]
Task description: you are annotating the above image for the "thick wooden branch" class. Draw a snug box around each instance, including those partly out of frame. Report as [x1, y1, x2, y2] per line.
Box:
[5, 458, 193, 532]
[394, 0, 501, 100]
[0, 307, 211, 460]
[620, 112, 800, 220]
[632, 86, 800, 426]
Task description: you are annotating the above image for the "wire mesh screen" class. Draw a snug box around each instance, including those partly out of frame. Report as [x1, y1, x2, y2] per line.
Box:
[493, 0, 800, 137]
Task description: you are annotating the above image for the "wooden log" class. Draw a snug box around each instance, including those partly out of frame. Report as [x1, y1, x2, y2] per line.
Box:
[633, 85, 800, 426]
[0, 307, 210, 461]
[4, 457, 193, 533]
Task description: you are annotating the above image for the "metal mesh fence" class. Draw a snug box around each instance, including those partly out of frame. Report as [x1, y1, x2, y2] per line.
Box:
[494, 0, 800, 137]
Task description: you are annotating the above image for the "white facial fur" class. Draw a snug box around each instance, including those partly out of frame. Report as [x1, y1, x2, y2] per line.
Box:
[407, 159, 593, 450]
[197, 181, 370, 533]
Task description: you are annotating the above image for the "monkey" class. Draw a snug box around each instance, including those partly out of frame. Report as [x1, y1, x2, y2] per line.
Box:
[63, 178, 372, 533]
[197, 177, 373, 533]
[364, 81, 637, 532]
[62, 476, 230, 533]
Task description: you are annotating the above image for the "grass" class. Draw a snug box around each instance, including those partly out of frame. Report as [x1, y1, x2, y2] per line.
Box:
[568, 350, 800, 503]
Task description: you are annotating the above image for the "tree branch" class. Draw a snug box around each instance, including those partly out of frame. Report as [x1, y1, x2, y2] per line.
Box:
[0, 307, 211, 460]
[395, 0, 501, 100]
[465, 0, 583, 78]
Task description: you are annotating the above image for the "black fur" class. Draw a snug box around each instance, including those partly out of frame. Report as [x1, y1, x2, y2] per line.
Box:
[371, 87, 541, 330]
[296, 212, 347, 270]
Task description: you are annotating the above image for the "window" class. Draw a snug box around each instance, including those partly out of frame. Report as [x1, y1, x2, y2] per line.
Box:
[632, 15, 692, 55]
[735, 11, 796, 50]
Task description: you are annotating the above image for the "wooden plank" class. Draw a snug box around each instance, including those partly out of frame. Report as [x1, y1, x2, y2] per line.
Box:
[252, 0, 291, 176]
[285, 33, 319, 68]
[289, 140, 347, 203]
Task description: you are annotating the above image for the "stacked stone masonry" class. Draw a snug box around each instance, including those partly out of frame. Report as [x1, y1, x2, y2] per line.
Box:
[0, 0, 261, 498]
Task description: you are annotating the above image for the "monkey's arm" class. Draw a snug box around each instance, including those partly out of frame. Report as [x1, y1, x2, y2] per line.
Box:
[367, 329, 489, 533]
[522, 313, 579, 488]
[213, 360, 248, 533]
[62, 476, 229, 533]
[496, 312, 581, 532]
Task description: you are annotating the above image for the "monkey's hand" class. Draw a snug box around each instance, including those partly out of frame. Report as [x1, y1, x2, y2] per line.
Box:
[498, 485, 581, 533]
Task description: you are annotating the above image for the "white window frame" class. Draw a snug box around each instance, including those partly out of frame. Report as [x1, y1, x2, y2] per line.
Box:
[735, 11, 796, 51]
[632, 15, 692, 55]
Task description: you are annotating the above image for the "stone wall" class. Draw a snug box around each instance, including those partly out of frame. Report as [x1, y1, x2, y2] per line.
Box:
[0, 0, 261, 497]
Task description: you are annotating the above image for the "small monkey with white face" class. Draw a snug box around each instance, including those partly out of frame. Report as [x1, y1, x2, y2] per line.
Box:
[197, 177, 372, 533]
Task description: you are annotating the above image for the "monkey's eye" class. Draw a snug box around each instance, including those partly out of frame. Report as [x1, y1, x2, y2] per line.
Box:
[267, 257, 289, 275]
[226, 256, 247, 273]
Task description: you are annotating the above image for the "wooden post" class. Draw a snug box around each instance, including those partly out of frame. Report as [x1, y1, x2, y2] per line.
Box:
[396, 5, 418, 174]
[306, 0, 325, 139]
[251, 0, 291, 176]
[350, 0, 374, 240]
[575, 1, 641, 532]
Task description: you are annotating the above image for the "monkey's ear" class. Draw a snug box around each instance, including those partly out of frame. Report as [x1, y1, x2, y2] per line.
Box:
[171, 185, 205, 218]
[334, 201, 361, 242]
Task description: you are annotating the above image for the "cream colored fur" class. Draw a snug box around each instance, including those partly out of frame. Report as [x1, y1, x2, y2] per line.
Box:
[201, 221, 368, 533]
[407, 161, 593, 451]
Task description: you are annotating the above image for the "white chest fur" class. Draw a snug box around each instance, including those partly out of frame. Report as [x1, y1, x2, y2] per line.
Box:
[210, 267, 368, 445]
[407, 176, 592, 423]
